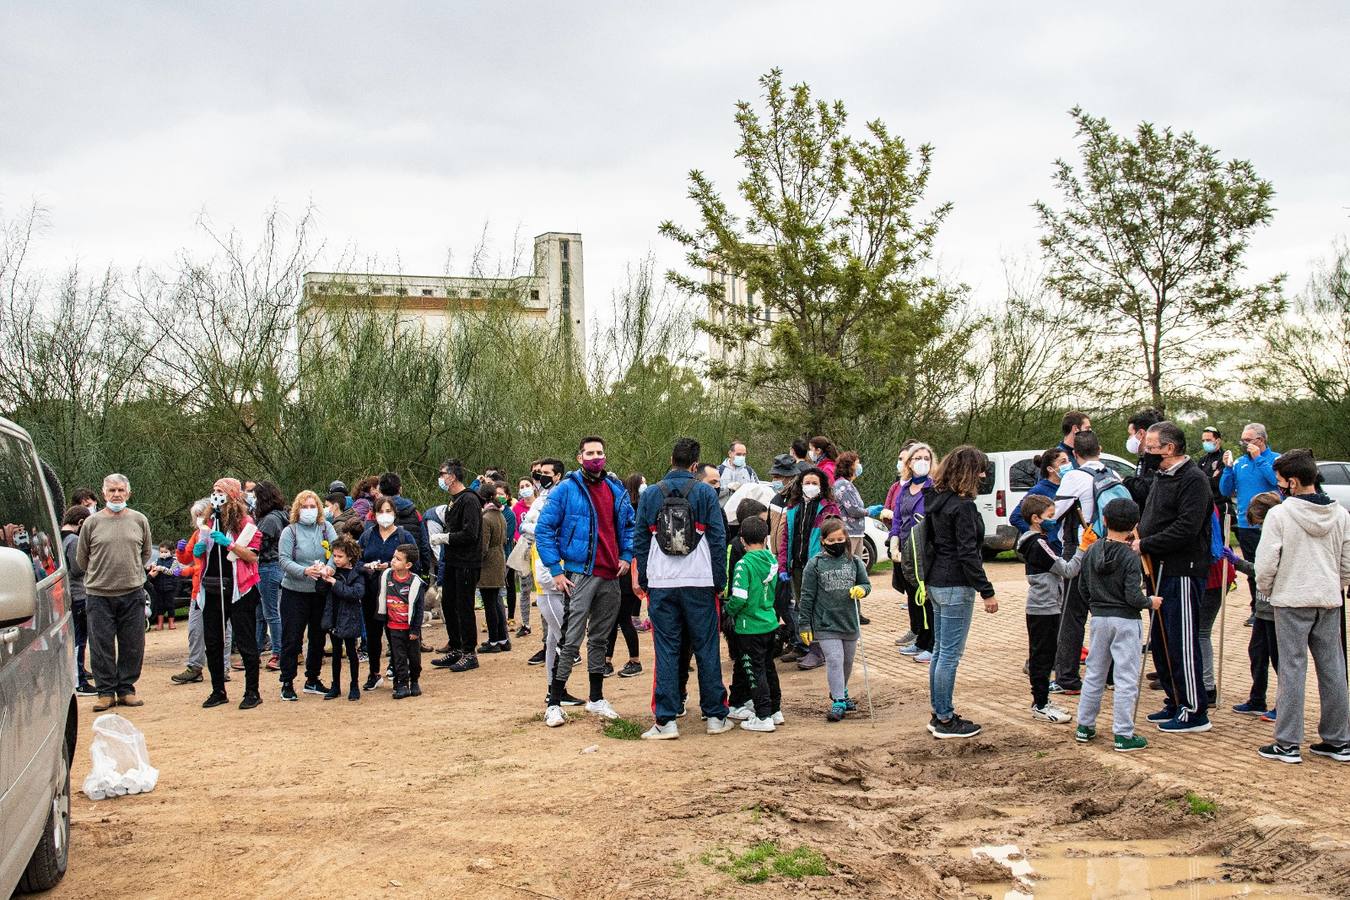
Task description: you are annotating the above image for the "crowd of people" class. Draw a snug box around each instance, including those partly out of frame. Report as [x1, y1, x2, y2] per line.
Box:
[51, 415, 1350, 760]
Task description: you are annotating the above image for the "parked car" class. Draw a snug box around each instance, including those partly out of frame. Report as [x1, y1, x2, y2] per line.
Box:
[0, 415, 75, 896]
[978, 450, 1136, 557]
[1317, 461, 1350, 511]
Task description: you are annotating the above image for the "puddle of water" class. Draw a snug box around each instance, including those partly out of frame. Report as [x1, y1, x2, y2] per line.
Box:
[965, 840, 1305, 899]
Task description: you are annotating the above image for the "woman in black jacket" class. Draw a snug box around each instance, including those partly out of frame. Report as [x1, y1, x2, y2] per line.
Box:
[924, 445, 999, 740]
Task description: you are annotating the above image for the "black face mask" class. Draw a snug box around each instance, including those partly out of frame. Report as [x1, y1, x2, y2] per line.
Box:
[1141, 452, 1163, 470]
[824, 542, 847, 557]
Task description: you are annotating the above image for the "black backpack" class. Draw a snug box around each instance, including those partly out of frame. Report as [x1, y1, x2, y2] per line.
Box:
[653, 480, 703, 556]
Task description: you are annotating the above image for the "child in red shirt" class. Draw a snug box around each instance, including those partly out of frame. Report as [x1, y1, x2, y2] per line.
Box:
[378, 544, 428, 699]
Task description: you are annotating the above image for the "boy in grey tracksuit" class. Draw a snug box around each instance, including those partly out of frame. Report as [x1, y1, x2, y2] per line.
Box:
[1076, 498, 1159, 752]
[1016, 494, 1084, 723]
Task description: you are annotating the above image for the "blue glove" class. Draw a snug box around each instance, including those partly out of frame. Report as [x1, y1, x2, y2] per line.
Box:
[866, 504, 884, 518]
[1221, 547, 1240, 566]
[193, 540, 208, 558]
[778, 571, 792, 582]
[176, 538, 187, 552]
[209, 530, 232, 547]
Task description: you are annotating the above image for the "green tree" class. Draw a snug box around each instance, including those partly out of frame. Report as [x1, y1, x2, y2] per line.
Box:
[660, 69, 961, 435]
[1035, 107, 1283, 414]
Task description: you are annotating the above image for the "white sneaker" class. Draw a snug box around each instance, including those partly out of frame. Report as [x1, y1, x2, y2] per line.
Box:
[727, 702, 754, 721]
[706, 716, 734, 735]
[912, 650, 932, 664]
[1032, 702, 1072, 724]
[585, 698, 620, 720]
[544, 705, 566, 728]
[771, 710, 786, 726]
[740, 715, 776, 733]
[641, 722, 679, 740]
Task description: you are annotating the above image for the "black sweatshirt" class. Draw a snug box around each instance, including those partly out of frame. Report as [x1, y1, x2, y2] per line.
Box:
[925, 489, 995, 598]
[1138, 458, 1212, 578]
[440, 488, 484, 569]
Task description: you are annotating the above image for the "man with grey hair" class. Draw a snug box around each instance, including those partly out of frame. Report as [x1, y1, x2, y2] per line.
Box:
[1219, 423, 1280, 612]
[76, 473, 153, 711]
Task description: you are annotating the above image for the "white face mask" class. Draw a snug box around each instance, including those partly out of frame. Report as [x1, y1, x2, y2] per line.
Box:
[376, 512, 396, 528]
[210, 492, 228, 508]
[801, 483, 821, 500]
[1126, 433, 1141, 455]
[245, 492, 256, 508]
[911, 459, 931, 478]
[733, 454, 746, 467]
[519, 486, 535, 499]
[300, 508, 318, 525]
[896, 459, 905, 475]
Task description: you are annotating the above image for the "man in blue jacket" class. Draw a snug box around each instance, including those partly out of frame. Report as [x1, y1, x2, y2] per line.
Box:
[1219, 423, 1279, 609]
[534, 436, 635, 728]
[634, 437, 730, 740]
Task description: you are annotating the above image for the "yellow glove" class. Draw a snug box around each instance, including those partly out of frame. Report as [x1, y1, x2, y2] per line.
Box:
[799, 630, 814, 646]
[849, 585, 866, 601]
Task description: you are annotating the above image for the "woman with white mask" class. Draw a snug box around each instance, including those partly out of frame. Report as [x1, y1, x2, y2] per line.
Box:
[277, 489, 339, 701]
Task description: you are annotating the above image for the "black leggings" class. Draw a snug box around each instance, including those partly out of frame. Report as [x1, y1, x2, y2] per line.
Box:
[481, 587, 507, 644]
[205, 587, 259, 695]
[506, 571, 518, 619]
[606, 585, 642, 660]
[330, 634, 360, 689]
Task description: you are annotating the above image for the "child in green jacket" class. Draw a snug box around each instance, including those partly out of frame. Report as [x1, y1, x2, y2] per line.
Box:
[799, 518, 871, 721]
[725, 516, 782, 733]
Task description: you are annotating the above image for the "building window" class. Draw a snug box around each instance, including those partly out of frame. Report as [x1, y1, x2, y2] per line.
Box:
[369, 284, 384, 295]
[421, 288, 434, 296]
[470, 290, 483, 298]
[530, 289, 540, 301]
[559, 239, 569, 261]
[395, 287, 408, 296]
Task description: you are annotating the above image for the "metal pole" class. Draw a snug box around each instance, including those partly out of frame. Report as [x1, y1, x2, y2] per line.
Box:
[854, 597, 875, 726]
[1133, 560, 1163, 725]
[1218, 514, 1232, 705]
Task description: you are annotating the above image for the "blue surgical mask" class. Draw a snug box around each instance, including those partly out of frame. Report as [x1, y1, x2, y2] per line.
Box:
[855, 463, 863, 477]
[771, 481, 784, 493]
[107, 501, 127, 513]
[438, 476, 449, 492]
[1202, 441, 1216, 454]
[1058, 463, 1074, 478]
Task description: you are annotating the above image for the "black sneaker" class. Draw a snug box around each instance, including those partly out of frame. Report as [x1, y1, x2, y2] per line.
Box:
[1205, 688, 1217, 706]
[1258, 742, 1301, 764]
[448, 655, 479, 672]
[410, 682, 422, 697]
[363, 674, 383, 691]
[1310, 742, 1350, 762]
[497, 640, 512, 652]
[280, 683, 298, 702]
[76, 682, 98, 696]
[431, 654, 461, 668]
[239, 691, 262, 710]
[348, 685, 361, 701]
[618, 660, 643, 678]
[527, 648, 546, 666]
[323, 686, 341, 700]
[303, 680, 329, 695]
[926, 714, 940, 736]
[392, 686, 411, 700]
[559, 691, 584, 707]
[515, 625, 532, 638]
[858, 614, 870, 625]
[202, 691, 229, 709]
[602, 662, 615, 678]
[478, 642, 502, 654]
[932, 715, 982, 739]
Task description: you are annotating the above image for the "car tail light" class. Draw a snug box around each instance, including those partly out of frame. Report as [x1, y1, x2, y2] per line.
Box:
[996, 489, 1006, 518]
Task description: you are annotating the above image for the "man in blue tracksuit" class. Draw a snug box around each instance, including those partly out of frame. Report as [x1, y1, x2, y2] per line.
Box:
[1218, 423, 1279, 608]
[635, 437, 729, 740]
[534, 436, 635, 727]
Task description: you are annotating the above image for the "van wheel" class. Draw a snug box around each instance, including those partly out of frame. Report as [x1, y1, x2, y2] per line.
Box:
[17, 732, 70, 892]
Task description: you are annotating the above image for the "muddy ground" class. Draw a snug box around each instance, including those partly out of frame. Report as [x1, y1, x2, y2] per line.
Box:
[52, 563, 1350, 899]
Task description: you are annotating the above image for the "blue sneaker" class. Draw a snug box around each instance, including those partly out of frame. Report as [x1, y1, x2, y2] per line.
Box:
[1158, 712, 1212, 734]
[1146, 707, 1179, 723]
[1232, 701, 1268, 717]
[826, 700, 848, 722]
[899, 644, 922, 656]
[1261, 708, 1277, 722]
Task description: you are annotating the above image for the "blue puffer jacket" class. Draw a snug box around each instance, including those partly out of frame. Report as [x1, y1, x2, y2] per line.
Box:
[535, 470, 636, 577]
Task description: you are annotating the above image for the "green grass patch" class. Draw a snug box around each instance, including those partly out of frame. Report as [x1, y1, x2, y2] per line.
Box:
[602, 717, 643, 740]
[703, 841, 828, 884]
[870, 559, 893, 573]
[1184, 791, 1218, 818]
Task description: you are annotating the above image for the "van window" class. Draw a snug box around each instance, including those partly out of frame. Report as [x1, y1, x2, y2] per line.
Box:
[978, 467, 995, 496]
[1009, 459, 1041, 491]
[0, 432, 60, 579]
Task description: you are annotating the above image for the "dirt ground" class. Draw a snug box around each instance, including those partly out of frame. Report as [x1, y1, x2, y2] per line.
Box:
[51, 562, 1350, 899]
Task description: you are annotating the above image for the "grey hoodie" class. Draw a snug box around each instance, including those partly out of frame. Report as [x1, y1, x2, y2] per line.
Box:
[1255, 494, 1350, 609]
[1017, 530, 1084, 615]
[1079, 539, 1150, 620]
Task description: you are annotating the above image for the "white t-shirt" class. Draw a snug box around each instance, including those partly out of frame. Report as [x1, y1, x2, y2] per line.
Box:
[1055, 460, 1108, 523]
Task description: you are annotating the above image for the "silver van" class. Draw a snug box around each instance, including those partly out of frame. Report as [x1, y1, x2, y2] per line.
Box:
[0, 415, 75, 895]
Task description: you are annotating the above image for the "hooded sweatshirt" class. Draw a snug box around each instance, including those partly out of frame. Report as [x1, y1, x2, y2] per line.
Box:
[799, 550, 871, 639]
[1017, 530, 1084, 615]
[925, 489, 995, 598]
[1255, 493, 1350, 609]
[726, 547, 778, 635]
[1078, 538, 1150, 619]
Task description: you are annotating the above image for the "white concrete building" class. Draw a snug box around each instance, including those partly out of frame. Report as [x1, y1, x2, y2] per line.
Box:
[303, 231, 585, 356]
[705, 267, 776, 370]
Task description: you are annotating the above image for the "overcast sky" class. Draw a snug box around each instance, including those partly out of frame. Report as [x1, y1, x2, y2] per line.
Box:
[3, 2, 1346, 335]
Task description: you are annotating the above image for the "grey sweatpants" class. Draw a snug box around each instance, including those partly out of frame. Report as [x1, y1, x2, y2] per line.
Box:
[1076, 616, 1143, 737]
[539, 574, 621, 686]
[819, 637, 857, 701]
[1274, 606, 1350, 747]
[186, 595, 231, 672]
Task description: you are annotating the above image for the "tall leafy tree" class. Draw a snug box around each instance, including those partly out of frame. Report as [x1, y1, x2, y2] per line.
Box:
[1035, 107, 1282, 414]
[660, 69, 961, 435]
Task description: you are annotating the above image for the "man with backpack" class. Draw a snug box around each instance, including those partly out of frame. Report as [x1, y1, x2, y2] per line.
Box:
[533, 436, 636, 728]
[635, 437, 730, 740]
[1050, 430, 1129, 693]
[1135, 421, 1214, 734]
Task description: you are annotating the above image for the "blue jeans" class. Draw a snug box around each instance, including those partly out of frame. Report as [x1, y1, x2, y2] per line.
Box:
[648, 586, 727, 724]
[928, 585, 975, 721]
[255, 563, 284, 654]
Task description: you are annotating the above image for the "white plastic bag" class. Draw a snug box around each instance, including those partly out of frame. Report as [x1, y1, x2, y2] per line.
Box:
[82, 713, 159, 800]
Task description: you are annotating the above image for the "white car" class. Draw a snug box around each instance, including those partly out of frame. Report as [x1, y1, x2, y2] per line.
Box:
[721, 482, 889, 572]
[1317, 461, 1350, 511]
[977, 450, 1136, 557]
